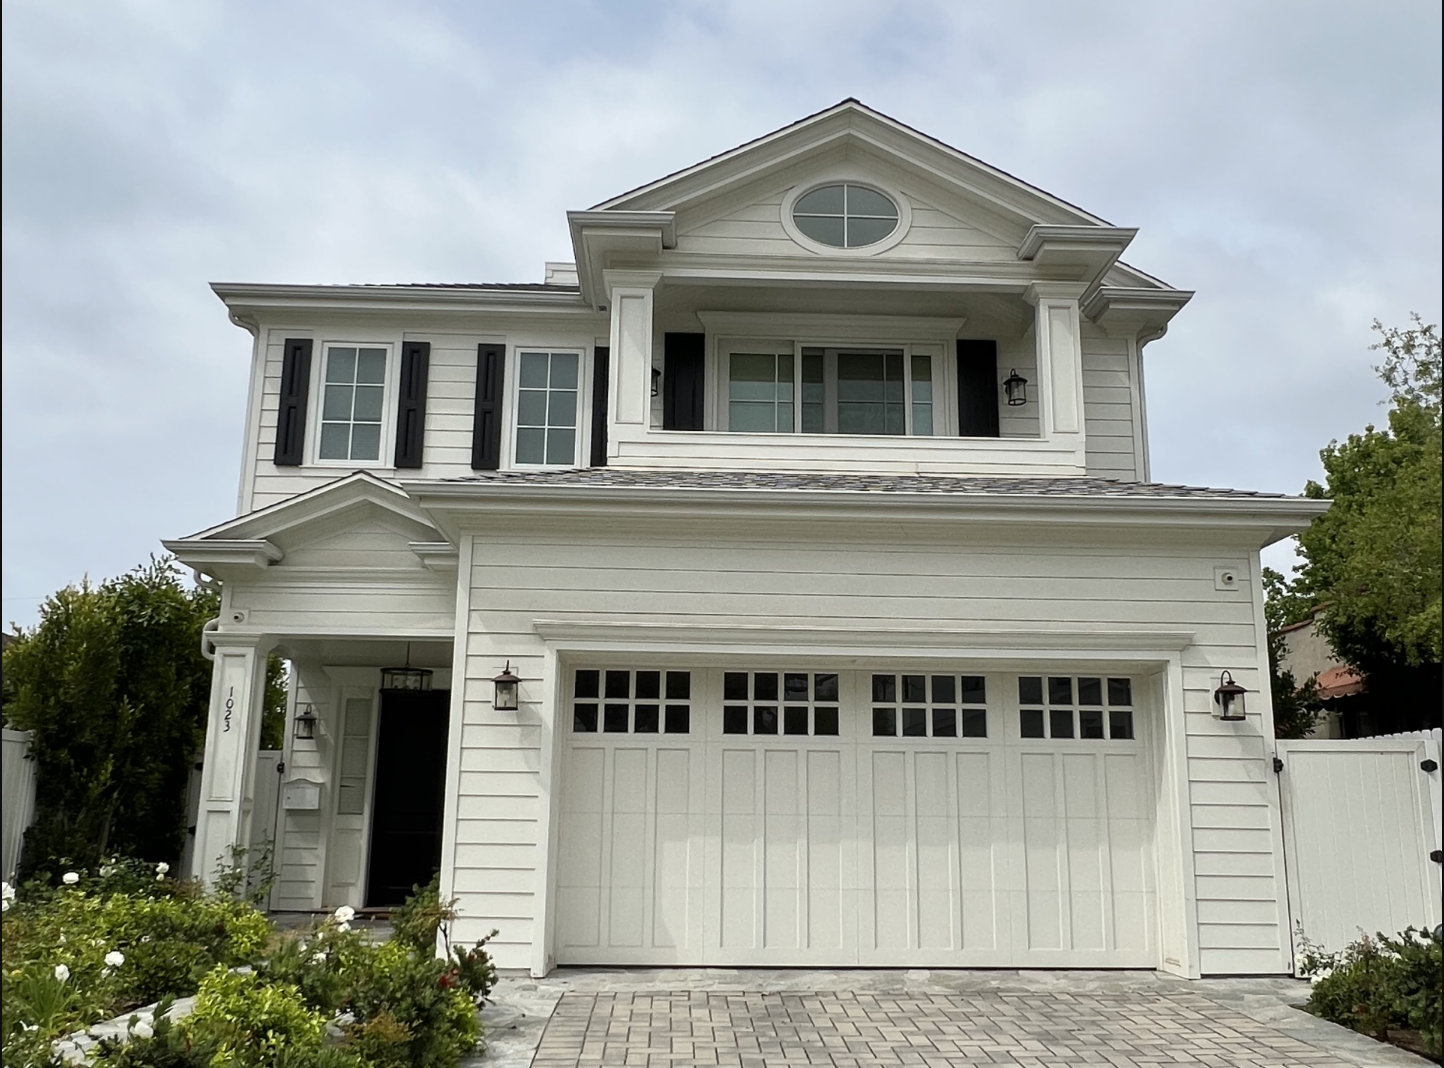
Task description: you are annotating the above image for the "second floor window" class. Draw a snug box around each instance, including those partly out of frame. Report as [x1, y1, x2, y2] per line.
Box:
[726, 347, 935, 436]
[319, 346, 387, 461]
[515, 350, 579, 465]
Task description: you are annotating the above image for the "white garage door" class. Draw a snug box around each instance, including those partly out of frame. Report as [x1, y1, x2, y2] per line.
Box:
[556, 667, 1156, 967]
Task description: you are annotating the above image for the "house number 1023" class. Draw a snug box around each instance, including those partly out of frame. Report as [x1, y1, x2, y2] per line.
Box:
[223, 686, 234, 732]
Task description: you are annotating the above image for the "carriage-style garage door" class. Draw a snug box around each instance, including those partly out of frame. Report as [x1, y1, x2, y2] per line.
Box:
[555, 668, 1156, 967]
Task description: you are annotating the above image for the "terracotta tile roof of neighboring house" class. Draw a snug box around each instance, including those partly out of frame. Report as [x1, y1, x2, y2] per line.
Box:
[1315, 664, 1366, 699]
[449, 469, 1294, 499]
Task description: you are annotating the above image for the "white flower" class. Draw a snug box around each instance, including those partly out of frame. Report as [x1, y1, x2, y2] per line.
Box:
[130, 1019, 153, 1040]
[337, 922, 351, 932]
[104, 951, 125, 968]
[2, 881, 15, 901]
[62, 871, 80, 886]
[156, 873, 165, 882]
[54, 964, 71, 982]
[155, 862, 170, 875]
[332, 905, 355, 924]
[58, 933, 66, 944]
[2, 898, 9, 913]
[99, 865, 115, 877]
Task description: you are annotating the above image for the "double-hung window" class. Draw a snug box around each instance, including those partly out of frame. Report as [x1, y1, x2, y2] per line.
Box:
[515, 350, 580, 465]
[319, 345, 389, 462]
[725, 345, 935, 436]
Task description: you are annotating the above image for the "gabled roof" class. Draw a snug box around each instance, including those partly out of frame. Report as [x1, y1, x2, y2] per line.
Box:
[593, 99, 1112, 231]
[163, 471, 450, 574]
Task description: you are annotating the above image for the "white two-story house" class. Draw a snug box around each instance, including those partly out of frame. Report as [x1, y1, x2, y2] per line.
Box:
[165, 100, 1326, 979]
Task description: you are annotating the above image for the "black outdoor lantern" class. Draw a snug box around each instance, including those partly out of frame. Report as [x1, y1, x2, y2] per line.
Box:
[293, 703, 319, 741]
[1003, 368, 1029, 407]
[380, 643, 434, 692]
[492, 662, 521, 712]
[651, 366, 662, 396]
[1213, 671, 1249, 721]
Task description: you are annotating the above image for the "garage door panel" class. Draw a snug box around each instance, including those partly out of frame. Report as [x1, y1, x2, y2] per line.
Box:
[558, 667, 1157, 969]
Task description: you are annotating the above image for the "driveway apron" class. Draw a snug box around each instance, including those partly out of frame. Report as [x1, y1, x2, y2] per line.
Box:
[474, 969, 1431, 1068]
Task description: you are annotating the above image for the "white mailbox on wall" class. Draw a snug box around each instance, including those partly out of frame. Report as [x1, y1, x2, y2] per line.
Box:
[281, 778, 323, 811]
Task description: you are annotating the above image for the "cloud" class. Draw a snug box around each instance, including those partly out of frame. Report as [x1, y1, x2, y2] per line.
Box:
[2, 0, 1440, 623]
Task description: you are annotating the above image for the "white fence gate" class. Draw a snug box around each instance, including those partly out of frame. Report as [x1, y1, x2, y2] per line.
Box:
[2, 728, 38, 881]
[1278, 730, 1442, 967]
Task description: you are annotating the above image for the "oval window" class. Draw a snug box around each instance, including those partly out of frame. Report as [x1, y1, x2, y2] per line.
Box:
[792, 183, 899, 248]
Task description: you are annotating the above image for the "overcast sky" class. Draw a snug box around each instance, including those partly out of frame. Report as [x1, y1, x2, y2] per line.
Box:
[3, 0, 1440, 629]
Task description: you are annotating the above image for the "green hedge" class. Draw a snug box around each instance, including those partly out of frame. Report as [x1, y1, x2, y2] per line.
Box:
[1299, 925, 1443, 1060]
[2, 863, 497, 1068]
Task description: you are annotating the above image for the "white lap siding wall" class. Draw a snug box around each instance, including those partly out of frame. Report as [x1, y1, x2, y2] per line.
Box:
[443, 511, 1288, 976]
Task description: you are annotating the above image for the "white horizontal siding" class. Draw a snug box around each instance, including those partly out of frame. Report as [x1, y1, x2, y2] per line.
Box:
[445, 519, 1279, 972]
[1081, 332, 1139, 481]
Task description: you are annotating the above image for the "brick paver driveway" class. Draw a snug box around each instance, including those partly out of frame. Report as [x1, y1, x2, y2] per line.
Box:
[525, 985, 1416, 1068]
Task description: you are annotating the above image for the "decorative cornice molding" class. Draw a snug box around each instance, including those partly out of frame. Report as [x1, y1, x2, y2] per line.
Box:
[161, 538, 282, 570]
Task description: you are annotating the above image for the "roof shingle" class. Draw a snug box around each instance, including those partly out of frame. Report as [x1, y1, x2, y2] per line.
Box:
[446, 468, 1293, 499]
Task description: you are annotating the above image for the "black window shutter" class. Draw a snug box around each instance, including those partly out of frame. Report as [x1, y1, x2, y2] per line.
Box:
[663, 332, 705, 431]
[589, 346, 610, 467]
[956, 339, 1000, 438]
[393, 341, 431, 469]
[274, 338, 313, 466]
[471, 344, 505, 470]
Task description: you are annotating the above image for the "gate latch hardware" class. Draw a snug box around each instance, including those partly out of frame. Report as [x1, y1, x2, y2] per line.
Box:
[1272, 756, 1284, 773]
[1422, 759, 1439, 773]
[1431, 850, 1443, 864]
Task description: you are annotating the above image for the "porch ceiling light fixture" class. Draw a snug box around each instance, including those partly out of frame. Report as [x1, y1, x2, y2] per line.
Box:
[492, 662, 521, 712]
[1212, 671, 1249, 721]
[380, 643, 433, 692]
[293, 703, 319, 741]
[1003, 368, 1029, 407]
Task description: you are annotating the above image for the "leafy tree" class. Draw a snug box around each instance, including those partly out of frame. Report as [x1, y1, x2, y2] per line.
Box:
[2, 559, 218, 876]
[1271, 315, 1442, 731]
[1261, 567, 1322, 739]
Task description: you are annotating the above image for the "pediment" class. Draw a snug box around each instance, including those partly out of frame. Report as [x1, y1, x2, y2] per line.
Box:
[163, 472, 456, 578]
[596, 100, 1107, 238]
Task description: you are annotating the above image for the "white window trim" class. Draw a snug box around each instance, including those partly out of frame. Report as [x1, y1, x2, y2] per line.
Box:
[504, 345, 591, 471]
[307, 339, 401, 469]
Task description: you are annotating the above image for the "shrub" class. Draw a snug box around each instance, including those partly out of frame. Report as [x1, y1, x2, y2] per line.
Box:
[1300, 925, 1443, 1058]
[342, 939, 478, 1068]
[390, 875, 498, 1007]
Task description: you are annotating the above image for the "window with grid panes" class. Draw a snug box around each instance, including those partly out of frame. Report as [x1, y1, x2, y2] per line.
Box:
[870, 673, 988, 738]
[572, 669, 691, 735]
[1017, 675, 1134, 740]
[721, 671, 840, 736]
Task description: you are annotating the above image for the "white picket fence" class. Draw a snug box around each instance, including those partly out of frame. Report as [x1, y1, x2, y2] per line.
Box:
[2, 728, 38, 881]
[1278, 729, 1443, 968]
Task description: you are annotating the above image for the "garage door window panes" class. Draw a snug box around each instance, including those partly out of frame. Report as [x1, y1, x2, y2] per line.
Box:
[1018, 675, 1134, 740]
[871, 674, 987, 738]
[722, 671, 840, 736]
[572, 669, 691, 734]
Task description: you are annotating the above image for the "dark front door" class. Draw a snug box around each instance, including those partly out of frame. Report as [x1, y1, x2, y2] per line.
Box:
[365, 689, 449, 907]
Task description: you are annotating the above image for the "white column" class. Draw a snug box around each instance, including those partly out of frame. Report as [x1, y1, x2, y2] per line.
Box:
[191, 636, 272, 885]
[1024, 283, 1088, 446]
[603, 270, 662, 454]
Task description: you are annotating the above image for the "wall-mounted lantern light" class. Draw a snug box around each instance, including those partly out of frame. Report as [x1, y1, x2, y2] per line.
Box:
[1212, 671, 1249, 721]
[380, 643, 433, 692]
[651, 366, 662, 397]
[492, 662, 521, 711]
[1003, 369, 1029, 407]
[293, 703, 319, 741]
